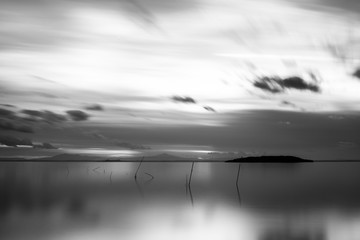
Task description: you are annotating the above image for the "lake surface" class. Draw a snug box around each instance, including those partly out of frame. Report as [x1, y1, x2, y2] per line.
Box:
[1, 162, 360, 240]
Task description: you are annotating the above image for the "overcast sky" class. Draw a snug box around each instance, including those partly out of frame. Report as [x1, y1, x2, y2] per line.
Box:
[1, 0, 360, 160]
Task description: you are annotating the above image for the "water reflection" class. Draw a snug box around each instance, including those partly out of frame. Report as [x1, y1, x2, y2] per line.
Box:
[1, 162, 360, 239]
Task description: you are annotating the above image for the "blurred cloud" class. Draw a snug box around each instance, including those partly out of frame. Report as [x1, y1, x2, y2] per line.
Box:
[253, 76, 320, 94]
[33, 142, 58, 149]
[353, 69, 360, 79]
[0, 108, 15, 117]
[203, 106, 216, 112]
[21, 110, 67, 123]
[0, 119, 34, 133]
[0, 104, 15, 108]
[171, 96, 196, 104]
[0, 135, 33, 147]
[115, 141, 151, 150]
[280, 101, 305, 111]
[85, 104, 104, 111]
[66, 110, 89, 121]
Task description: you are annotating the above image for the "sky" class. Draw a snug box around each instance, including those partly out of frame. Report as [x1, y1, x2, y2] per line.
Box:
[1, 0, 360, 160]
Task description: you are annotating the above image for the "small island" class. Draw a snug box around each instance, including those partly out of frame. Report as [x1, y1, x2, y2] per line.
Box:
[226, 155, 313, 163]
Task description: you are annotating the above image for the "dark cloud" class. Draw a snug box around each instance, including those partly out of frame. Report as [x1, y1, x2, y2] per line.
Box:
[0, 119, 34, 133]
[0, 135, 33, 147]
[21, 109, 67, 123]
[203, 106, 216, 112]
[115, 141, 151, 150]
[85, 104, 104, 111]
[42, 111, 67, 122]
[0, 108, 15, 117]
[171, 96, 196, 104]
[353, 68, 360, 79]
[253, 76, 320, 94]
[21, 110, 43, 117]
[66, 110, 89, 121]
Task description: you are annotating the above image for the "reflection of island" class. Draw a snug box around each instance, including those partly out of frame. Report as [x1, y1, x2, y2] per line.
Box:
[227, 156, 313, 163]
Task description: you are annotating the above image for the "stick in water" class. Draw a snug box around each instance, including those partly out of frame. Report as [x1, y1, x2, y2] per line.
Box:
[134, 156, 144, 180]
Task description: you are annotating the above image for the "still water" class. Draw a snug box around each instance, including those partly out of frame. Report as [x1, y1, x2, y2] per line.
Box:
[1, 162, 360, 240]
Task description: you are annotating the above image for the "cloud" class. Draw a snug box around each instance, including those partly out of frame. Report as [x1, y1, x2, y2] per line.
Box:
[203, 106, 216, 112]
[171, 95, 196, 104]
[0, 119, 34, 133]
[0, 135, 33, 147]
[21, 110, 43, 117]
[280, 101, 305, 111]
[66, 110, 90, 121]
[21, 109, 67, 123]
[0, 104, 15, 108]
[353, 68, 360, 79]
[84, 130, 150, 149]
[0, 108, 15, 117]
[115, 141, 151, 150]
[33, 142, 58, 149]
[85, 104, 104, 111]
[253, 76, 320, 94]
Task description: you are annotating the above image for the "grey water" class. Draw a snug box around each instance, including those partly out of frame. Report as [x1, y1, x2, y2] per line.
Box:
[1, 162, 360, 240]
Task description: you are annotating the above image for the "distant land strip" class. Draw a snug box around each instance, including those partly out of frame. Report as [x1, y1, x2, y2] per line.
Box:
[0, 158, 360, 163]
